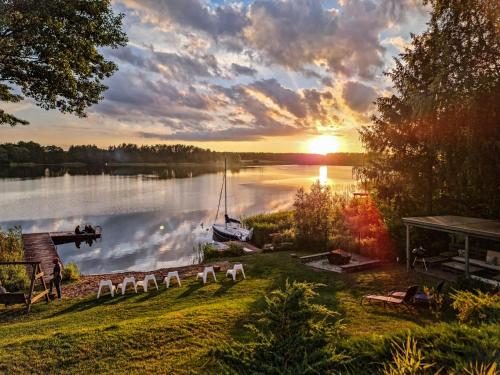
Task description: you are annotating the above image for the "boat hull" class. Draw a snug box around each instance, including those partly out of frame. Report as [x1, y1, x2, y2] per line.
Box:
[212, 224, 251, 242]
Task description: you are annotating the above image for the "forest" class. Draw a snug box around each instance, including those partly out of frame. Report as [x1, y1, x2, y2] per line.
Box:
[0, 141, 365, 166]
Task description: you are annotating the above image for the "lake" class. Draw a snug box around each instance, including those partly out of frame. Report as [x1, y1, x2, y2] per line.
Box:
[0, 165, 357, 274]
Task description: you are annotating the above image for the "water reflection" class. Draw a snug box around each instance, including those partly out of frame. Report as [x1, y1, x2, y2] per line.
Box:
[319, 166, 328, 185]
[0, 165, 357, 274]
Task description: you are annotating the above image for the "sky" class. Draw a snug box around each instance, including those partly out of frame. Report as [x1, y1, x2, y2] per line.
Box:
[2, 0, 429, 153]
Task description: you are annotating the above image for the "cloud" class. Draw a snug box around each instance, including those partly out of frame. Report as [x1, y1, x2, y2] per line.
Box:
[244, 0, 423, 78]
[106, 45, 218, 81]
[121, 0, 249, 38]
[231, 63, 258, 76]
[342, 81, 377, 112]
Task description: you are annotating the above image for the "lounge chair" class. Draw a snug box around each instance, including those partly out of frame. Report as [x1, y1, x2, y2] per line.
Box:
[390, 281, 444, 304]
[361, 285, 419, 310]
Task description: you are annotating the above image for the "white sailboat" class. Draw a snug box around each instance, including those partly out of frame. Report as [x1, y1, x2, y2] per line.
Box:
[212, 158, 252, 242]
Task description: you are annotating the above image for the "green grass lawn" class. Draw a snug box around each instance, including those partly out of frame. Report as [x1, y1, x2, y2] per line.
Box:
[0, 252, 459, 374]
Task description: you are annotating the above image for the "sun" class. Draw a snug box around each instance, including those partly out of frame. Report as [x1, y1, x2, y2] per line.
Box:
[308, 135, 340, 155]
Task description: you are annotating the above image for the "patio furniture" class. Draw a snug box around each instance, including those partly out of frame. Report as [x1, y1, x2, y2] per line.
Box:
[226, 264, 246, 281]
[97, 280, 115, 299]
[117, 276, 137, 295]
[196, 266, 216, 284]
[136, 274, 158, 292]
[390, 281, 445, 304]
[361, 285, 419, 310]
[164, 271, 181, 288]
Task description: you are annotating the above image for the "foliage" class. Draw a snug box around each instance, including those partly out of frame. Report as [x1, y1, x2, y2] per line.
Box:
[243, 211, 294, 248]
[460, 362, 497, 375]
[0, 227, 29, 291]
[62, 262, 80, 282]
[0, 0, 127, 126]
[214, 280, 344, 374]
[0, 141, 239, 165]
[450, 290, 500, 325]
[359, 0, 500, 222]
[336, 323, 500, 374]
[294, 182, 346, 250]
[201, 242, 244, 261]
[342, 196, 396, 261]
[383, 336, 435, 375]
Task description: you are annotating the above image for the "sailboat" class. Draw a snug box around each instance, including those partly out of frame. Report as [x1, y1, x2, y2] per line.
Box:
[212, 158, 253, 242]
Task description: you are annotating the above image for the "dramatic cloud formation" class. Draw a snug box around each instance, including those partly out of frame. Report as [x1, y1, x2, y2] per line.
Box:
[342, 81, 378, 112]
[5, 0, 429, 151]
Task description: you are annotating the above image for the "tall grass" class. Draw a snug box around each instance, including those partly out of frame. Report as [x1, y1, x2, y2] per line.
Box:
[0, 226, 29, 291]
[243, 211, 294, 247]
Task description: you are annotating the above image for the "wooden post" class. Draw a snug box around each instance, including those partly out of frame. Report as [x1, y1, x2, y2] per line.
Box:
[26, 263, 37, 313]
[406, 225, 411, 271]
[465, 235, 470, 279]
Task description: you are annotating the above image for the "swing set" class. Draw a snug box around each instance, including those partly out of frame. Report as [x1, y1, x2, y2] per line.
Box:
[0, 261, 50, 313]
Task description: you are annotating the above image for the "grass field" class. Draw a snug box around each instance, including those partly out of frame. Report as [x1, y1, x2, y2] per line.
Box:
[0, 251, 487, 374]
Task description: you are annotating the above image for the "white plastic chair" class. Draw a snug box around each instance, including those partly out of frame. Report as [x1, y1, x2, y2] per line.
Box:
[97, 280, 115, 299]
[163, 271, 181, 288]
[116, 276, 137, 295]
[226, 263, 246, 281]
[196, 266, 217, 284]
[136, 274, 158, 292]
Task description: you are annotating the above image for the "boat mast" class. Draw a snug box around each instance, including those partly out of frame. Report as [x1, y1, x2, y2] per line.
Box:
[224, 157, 227, 223]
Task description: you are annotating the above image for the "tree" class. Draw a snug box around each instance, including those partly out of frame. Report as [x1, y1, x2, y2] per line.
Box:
[0, 0, 127, 126]
[359, 0, 500, 219]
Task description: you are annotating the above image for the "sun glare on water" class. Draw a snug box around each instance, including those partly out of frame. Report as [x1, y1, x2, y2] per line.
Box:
[308, 135, 340, 155]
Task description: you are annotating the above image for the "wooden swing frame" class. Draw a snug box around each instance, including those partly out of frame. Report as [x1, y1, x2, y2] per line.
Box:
[0, 261, 50, 313]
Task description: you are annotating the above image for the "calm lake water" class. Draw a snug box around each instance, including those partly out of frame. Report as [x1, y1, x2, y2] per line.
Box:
[0, 165, 357, 274]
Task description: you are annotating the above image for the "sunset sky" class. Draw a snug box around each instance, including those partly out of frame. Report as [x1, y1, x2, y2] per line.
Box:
[2, 0, 429, 153]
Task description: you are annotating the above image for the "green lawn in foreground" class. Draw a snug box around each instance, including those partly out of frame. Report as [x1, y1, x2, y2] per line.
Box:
[0, 252, 446, 374]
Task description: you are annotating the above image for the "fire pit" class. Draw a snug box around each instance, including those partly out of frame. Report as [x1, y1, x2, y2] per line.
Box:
[327, 249, 352, 265]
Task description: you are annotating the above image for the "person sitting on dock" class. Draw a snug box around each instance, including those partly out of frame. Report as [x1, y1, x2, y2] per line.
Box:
[49, 258, 63, 301]
[85, 224, 96, 234]
[75, 225, 82, 235]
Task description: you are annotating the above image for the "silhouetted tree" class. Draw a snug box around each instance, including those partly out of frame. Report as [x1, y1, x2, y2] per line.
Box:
[0, 0, 127, 126]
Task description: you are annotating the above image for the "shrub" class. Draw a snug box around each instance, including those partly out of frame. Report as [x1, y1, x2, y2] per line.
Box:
[334, 323, 500, 374]
[0, 226, 29, 291]
[243, 211, 294, 248]
[383, 336, 435, 375]
[451, 290, 500, 325]
[62, 262, 80, 282]
[213, 280, 345, 374]
[202, 242, 244, 261]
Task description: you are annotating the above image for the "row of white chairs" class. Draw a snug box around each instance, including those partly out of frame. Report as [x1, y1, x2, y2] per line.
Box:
[97, 264, 245, 299]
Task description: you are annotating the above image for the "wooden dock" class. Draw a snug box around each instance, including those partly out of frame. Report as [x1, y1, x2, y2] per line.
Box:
[22, 233, 61, 283]
[49, 231, 100, 245]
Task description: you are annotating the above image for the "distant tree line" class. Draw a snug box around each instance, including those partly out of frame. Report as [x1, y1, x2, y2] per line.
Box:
[0, 141, 365, 166]
[238, 152, 365, 166]
[0, 142, 239, 165]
